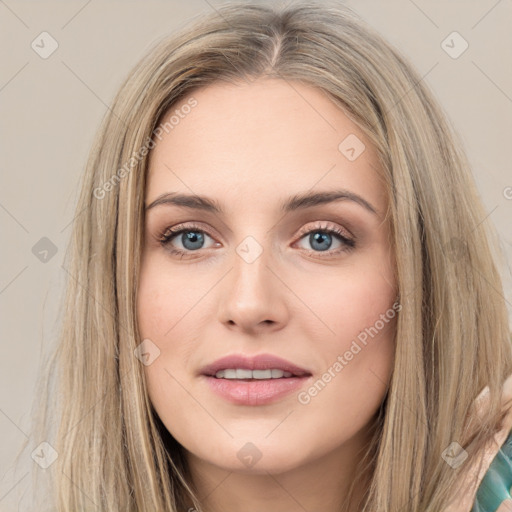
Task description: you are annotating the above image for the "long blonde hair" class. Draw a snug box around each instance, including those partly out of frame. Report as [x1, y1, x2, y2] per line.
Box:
[19, 1, 512, 510]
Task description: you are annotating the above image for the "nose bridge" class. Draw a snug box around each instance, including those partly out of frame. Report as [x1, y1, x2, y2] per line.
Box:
[217, 229, 287, 331]
[230, 232, 271, 299]
[235, 233, 267, 267]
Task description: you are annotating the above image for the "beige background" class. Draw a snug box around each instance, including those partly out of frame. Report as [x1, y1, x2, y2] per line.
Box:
[1, 0, 511, 508]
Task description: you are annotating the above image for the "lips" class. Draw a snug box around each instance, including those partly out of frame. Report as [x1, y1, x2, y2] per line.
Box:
[199, 353, 313, 405]
[199, 353, 312, 378]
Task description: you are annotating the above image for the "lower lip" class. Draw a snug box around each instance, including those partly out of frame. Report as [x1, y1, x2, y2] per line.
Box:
[203, 375, 311, 405]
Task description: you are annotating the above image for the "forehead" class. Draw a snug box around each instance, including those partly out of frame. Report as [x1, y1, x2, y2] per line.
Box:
[146, 78, 387, 215]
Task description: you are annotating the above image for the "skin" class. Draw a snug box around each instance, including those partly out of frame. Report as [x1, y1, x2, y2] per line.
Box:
[444, 375, 512, 512]
[137, 78, 398, 512]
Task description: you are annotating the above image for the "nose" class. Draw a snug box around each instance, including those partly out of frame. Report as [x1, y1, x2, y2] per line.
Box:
[216, 240, 289, 335]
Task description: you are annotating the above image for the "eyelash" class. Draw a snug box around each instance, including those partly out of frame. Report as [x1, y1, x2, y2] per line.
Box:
[157, 222, 356, 259]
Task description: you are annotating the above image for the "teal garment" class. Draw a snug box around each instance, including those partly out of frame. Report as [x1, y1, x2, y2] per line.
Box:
[471, 429, 512, 511]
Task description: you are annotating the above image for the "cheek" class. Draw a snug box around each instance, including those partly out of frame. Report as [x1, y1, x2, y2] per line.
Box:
[137, 254, 169, 336]
[136, 239, 397, 458]
[136, 252, 202, 340]
[294, 249, 397, 356]
[294, 312, 395, 457]
[136, 255, 193, 404]
[291, 255, 396, 422]
[136, 252, 227, 425]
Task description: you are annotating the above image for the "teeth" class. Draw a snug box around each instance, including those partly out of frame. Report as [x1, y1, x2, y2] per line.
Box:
[236, 369, 253, 379]
[214, 369, 294, 379]
[253, 369, 272, 379]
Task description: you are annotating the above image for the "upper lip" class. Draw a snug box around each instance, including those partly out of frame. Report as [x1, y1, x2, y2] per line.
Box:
[199, 353, 312, 377]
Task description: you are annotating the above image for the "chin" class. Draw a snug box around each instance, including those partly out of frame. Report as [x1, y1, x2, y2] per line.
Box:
[188, 437, 314, 475]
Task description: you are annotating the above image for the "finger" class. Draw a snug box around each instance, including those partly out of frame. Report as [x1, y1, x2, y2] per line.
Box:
[442, 375, 512, 512]
[497, 499, 512, 511]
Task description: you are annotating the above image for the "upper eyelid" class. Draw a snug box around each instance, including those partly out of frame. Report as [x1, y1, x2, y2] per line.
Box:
[160, 220, 353, 243]
[296, 221, 353, 239]
[161, 221, 216, 239]
[158, 222, 356, 260]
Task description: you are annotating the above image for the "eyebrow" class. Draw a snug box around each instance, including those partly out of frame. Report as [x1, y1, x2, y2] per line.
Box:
[145, 189, 378, 216]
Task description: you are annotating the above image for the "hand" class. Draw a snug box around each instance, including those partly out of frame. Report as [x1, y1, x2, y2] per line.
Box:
[442, 374, 512, 512]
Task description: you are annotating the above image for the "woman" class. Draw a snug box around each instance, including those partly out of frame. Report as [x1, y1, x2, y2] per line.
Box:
[22, 1, 512, 510]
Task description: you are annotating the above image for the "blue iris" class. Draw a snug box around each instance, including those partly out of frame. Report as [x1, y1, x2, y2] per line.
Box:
[310, 232, 333, 251]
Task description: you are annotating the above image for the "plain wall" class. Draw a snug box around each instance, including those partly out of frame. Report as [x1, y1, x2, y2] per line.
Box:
[1, 0, 511, 508]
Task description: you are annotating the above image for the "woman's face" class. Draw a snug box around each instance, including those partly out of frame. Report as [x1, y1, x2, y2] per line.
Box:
[137, 78, 397, 475]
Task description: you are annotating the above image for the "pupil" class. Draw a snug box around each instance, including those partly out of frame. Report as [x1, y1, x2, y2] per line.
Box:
[311, 232, 331, 251]
[179, 230, 333, 252]
[182, 231, 204, 250]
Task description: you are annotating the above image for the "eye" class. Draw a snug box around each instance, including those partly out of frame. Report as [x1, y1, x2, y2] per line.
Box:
[157, 221, 356, 259]
[158, 222, 218, 258]
[294, 222, 355, 256]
